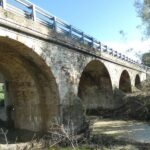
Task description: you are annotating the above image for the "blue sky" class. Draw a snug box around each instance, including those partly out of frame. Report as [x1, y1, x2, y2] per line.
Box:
[9, 0, 150, 59]
[28, 0, 142, 43]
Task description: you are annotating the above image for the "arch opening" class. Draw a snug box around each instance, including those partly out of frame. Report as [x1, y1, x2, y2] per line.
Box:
[0, 37, 59, 132]
[119, 70, 131, 93]
[0, 74, 7, 122]
[78, 60, 113, 115]
[135, 74, 141, 89]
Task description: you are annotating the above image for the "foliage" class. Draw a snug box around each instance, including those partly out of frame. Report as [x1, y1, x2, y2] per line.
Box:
[135, 0, 150, 36]
[0, 84, 4, 100]
[142, 52, 150, 66]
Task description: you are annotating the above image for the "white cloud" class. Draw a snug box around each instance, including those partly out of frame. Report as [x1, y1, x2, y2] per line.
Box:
[104, 40, 150, 61]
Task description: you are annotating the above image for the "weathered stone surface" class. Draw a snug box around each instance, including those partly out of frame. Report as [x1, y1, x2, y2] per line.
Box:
[62, 92, 86, 133]
[0, 6, 148, 132]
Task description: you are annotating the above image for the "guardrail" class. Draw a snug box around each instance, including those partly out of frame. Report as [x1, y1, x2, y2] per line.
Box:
[0, 0, 150, 72]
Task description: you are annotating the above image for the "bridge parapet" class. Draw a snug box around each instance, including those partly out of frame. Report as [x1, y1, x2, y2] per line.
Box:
[0, 0, 150, 73]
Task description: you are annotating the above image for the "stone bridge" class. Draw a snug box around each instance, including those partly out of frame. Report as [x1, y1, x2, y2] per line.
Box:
[0, 0, 148, 132]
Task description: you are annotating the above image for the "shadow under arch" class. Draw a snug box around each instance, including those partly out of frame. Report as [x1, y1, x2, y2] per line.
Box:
[119, 70, 132, 93]
[78, 60, 113, 115]
[135, 74, 141, 89]
[0, 36, 60, 132]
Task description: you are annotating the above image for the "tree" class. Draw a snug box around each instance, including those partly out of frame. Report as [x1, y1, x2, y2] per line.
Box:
[142, 52, 150, 66]
[135, 0, 150, 36]
[135, 1, 150, 65]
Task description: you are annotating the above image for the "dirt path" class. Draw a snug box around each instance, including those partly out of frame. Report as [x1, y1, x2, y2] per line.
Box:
[91, 119, 150, 144]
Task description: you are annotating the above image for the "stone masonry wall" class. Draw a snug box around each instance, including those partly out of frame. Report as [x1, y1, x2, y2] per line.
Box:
[0, 8, 147, 131]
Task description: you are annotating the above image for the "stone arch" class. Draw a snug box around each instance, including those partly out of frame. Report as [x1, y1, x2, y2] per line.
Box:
[0, 36, 59, 132]
[119, 70, 131, 93]
[135, 74, 141, 89]
[78, 60, 114, 114]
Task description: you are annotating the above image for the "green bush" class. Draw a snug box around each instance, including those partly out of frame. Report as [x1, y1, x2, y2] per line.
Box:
[142, 52, 150, 67]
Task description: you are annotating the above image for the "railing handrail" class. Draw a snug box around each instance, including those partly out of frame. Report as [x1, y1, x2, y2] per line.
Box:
[0, 0, 150, 72]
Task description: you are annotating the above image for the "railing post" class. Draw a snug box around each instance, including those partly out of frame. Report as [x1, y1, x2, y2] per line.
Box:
[98, 42, 101, 51]
[109, 48, 113, 55]
[53, 17, 57, 31]
[1, 0, 6, 9]
[31, 4, 36, 21]
[116, 51, 118, 57]
[69, 25, 72, 37]
[104, 45, 107, 52]
[81, 32, 84, 42]
[119, 53, 121, 58]
[126, 57, 129, 61]
[91, 37, 94, 47]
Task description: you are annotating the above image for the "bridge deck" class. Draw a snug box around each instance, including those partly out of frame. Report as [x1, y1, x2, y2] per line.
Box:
[0, 0, 149, 72]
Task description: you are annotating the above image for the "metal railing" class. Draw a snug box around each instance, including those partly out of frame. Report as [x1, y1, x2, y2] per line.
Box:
[0, 0, 150, 71]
